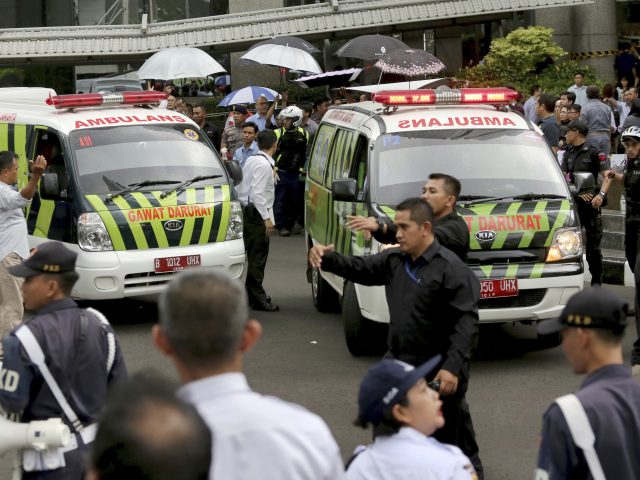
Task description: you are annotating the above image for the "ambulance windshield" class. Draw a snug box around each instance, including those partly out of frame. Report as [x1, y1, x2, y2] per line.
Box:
[70, 125, 225, 195]
[373, 129, 568, 206]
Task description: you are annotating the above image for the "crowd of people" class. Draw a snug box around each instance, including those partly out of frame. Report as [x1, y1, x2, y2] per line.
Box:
[1, 74, 640, 479]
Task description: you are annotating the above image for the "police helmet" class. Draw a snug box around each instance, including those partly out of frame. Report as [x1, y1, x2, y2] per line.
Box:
[279, 106, 304, 128]
[622, 126, 640, 142]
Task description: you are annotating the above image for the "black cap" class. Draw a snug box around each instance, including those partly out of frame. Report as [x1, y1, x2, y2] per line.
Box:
[357, 355, 441, 425]
[231, 105, 248, 114]
[8, 242, 77, 278]
[537, 288, 628, 335]
[567, 119, 588, 135]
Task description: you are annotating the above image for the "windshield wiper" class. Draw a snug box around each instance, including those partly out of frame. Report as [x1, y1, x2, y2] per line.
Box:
[458, 195, 492, 201]
[105, 180, 180, 204]
[462, 193, 567, 207]
[160, 175, 222, 199]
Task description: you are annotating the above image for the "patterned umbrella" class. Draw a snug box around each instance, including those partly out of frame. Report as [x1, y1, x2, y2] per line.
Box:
[334, 35, 409, 62]
[218, 86, 280, 107]
[374, 49, 445, 76]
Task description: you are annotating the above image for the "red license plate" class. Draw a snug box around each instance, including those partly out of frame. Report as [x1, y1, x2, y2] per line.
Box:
[480, 279, 518, 299]
[154, 254, 201, 273]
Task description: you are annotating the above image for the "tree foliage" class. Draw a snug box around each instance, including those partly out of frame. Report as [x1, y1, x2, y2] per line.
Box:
[459, 26, 600, 97]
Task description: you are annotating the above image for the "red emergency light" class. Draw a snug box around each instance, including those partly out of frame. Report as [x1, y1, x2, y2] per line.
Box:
[372, 88, 518, 106]
[46, 91, 167, 109]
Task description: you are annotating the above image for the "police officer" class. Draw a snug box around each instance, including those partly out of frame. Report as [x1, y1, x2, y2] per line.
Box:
[0, 242, 127, 480]
[273, 106, 309, 237]
[602, 125, 640, 378]
[346, 173, 469, 261]
[347, 356, 478, 480]
[310, 197, 484, 478]
[561, 119, 609, 285]
[536, 288, 640, 479]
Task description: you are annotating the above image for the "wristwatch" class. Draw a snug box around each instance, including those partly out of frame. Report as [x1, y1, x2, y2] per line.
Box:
[598, 191, 607, 198]
[375, 217, 388, 234]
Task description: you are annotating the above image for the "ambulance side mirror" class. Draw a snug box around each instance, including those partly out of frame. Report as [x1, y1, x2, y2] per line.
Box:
[573, 172, 595, 195]
[332, 179, 358, 202]
[225, 160, 243, 185]
[40, 173, 61, 199]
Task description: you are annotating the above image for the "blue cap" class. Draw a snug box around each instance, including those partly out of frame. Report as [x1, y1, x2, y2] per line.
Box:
[537, 288, 628, 335]
[358, 355, 441, 424]
[9, 241, 77, 278]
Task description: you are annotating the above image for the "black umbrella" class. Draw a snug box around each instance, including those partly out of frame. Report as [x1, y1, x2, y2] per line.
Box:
[249, 36, 320, 54]
[334, 35, 409, 62]
[374, 49, 445, 76]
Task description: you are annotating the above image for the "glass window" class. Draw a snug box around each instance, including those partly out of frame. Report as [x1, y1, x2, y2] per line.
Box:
[372, 129, 568, 206]
[70, 124, 225, 195]
[308, 124, 335, 184]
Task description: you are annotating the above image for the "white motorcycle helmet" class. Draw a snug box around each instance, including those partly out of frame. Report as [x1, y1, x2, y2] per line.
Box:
[279, 105, 304, 128]
[622, 126, 640, 142]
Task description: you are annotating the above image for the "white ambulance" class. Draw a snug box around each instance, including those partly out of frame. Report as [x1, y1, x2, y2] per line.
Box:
[305, 87, 583, 355]
[2, 88, 245, 300]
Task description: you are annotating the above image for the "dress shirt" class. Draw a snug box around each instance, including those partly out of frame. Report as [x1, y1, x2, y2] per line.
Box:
[0, 181, 30, 260]
[580, 99, 612, 133]
[232, 141, 259, 167]
[538, 115, 561, 149]
[523, 96, 538, 123]
[568, 85, 588, 106]
[178, 373, 345, 480]
[616, 101, 631, 132]
[347, 427, 476, 480]
[246, 113, 276, 131]
[237, 152, 275, 220]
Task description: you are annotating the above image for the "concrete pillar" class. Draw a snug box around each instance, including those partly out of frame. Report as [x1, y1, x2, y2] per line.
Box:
[535, 0, 617, 83]
[228, 0, 284, 91]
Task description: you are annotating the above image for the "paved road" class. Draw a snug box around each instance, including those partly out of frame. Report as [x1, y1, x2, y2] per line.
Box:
[1, 235, 637, 480]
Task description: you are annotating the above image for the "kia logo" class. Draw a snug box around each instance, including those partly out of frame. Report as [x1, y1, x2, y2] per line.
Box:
[475, 230, 496, 241]
[164, 220, 184, 232]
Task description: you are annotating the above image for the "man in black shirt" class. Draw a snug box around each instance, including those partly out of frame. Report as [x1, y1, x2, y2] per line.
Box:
[537, 93, 561, 153]
[346, 173, 469, 261]
[562, 119, 609, 285]
[602, 125, 640, 379]
[310, 197, 483, 478]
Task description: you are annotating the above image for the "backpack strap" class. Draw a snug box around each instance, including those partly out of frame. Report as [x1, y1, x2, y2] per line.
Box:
[555, 394, 606, 480]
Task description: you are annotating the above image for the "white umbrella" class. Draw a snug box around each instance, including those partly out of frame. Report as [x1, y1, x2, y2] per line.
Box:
[137, 47, 226, 80]
[240, 44, 322, 74]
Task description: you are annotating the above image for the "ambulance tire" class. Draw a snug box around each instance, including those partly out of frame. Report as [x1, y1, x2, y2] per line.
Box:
[536, 329, 561, 348]
[311, 266, 341, 313]
[343, 282, 388, 357]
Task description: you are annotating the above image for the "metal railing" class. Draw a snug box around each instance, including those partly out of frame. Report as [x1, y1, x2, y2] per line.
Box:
[96, 0, 124, 26]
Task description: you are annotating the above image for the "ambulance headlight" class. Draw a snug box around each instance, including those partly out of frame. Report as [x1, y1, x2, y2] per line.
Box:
[225, 201, 243, 241]
[546, 227, 581, 262]
[78, 213, 114, 252]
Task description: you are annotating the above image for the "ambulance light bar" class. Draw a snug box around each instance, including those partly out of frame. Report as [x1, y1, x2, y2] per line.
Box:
[372, 88, 518, 106]
[46, 91, 167, 109]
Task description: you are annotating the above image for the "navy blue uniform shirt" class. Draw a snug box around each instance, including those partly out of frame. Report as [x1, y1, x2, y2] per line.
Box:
[537, 364, 640, 479]
[0, 298, 127, 426]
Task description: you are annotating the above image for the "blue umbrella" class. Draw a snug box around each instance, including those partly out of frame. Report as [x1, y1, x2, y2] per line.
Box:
[215, 75, 231, 86]
[218, 86, 280, 107]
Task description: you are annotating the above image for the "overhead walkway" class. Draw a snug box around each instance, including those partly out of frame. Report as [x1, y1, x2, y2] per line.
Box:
[0, 0, 592, 66]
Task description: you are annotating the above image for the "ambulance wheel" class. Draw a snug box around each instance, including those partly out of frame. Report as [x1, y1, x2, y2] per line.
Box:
[536, 330, 561, 348]
[343, 282, 388, 357]
[311, 266, 340, 313]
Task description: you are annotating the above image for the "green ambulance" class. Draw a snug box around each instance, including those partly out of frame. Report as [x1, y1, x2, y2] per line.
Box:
[305, 87, 583, 355]
[3, 88, 244, 300]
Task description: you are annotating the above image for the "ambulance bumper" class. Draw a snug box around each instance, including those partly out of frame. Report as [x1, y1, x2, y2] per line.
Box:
[61, 240, 246, 300]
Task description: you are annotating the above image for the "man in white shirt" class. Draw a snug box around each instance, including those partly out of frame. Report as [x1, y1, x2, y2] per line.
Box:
[0, 151, 46, 342]
[153, 269, 346, 480]
[523, 84, 541, 123]
[236, 129, 279, 312]
[568, 72, 588, 106]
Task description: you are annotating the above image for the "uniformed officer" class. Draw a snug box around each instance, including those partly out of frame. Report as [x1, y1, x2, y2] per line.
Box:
[346, 173, 469, 261]
[561, 119, 609, 285]
[346, 356, 478, 480]
[535, 288, 640, 479]
[310, 197, 484, 478]
[601, 125, 640, 378]
[0, 241, 127, 480]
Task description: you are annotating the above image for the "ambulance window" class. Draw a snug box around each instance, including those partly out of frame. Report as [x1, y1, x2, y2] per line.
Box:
[308, 124, 336, 185]
[351, 135, 368, 194]
[326, 129, 357, 186]
[36, 131, 69, 196]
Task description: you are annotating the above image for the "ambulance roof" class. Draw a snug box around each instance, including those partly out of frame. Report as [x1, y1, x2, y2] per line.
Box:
[323, 102, 531, 134]
[0, 89, 196, 134]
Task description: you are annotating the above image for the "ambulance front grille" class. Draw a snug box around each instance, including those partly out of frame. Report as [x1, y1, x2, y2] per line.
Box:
[124, 271, 176, 289]
[479, 289, 546, 309]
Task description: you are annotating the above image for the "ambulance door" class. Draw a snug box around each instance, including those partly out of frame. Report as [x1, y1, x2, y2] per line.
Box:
[26, 128, 75, 242]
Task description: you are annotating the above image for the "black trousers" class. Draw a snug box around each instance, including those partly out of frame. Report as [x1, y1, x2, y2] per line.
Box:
[624, 214, 640, 365]
[243, 205, 270, 305]
[577, 201, 602, 284]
